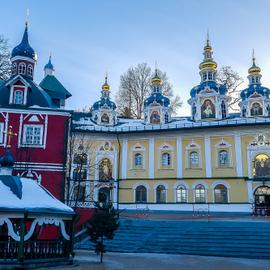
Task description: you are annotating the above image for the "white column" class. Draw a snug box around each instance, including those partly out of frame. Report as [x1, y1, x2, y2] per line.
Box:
[235, 134, 243, 177]
[121, 139, 128, 179]
[204, 135, 212, 177]
[247, 180, 253, 203]
[149, 137, 155, 179]
[176, 136, 183, 178]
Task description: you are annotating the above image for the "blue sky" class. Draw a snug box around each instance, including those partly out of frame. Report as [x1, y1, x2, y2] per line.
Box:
[2, 0, 270, 115]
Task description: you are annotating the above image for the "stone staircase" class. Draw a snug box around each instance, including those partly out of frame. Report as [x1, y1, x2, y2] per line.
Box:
[76, 218, 270, 259]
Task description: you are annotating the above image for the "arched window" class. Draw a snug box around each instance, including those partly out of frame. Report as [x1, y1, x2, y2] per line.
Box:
[99, 158, 112, 181]
[135, 185, 147, 203]
[253, 154, 270, 178]
[13, 90, 23, 104]
[134, 153, 143, 168]
[203, 72, 207, 81]
[164, 113, 169, 123]
[156, 185, 166, 203]
[214, 184, 228, 203]
[162, 153, 171, 167]
[192, 103, 196, 120]
[27, 64, 33, 76]
[250, 102, 263, 116]
[218, 150, 229, 167]
[195, 184, 206, 203]
[221, 101, 226, 119]
[12, 63, 17, 75]
[189, 151, 199, 168]
[208, 72, 213, 80]
[72, 168, 87, 180]
[18, 62, 26, 74]
[254, 186, 270, 206]
[176, 185, 187, 203]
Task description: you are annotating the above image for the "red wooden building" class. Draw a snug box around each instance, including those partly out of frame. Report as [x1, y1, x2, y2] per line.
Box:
[0, 22, 72, 201]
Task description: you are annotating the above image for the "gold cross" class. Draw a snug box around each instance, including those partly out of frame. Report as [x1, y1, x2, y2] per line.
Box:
[3, 125, 17, 148]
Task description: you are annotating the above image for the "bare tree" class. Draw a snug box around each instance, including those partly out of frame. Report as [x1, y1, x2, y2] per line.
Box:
[115, 63, 182, 118]
[216, 66, 244, 111]
[0, 35, 11, 80]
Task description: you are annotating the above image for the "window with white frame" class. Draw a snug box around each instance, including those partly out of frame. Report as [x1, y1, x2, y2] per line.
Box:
[189, 151, 199, 168]
[195, 184, 206, 203]
[162, 152, 171, 167]
[18, 63, 26, 74]
[0, 123, 4, 144]
[12, 63, 17, 75]
[23, 125, 43, 145]
[176, 185, 187, 203]
[156, 185, 166, 203]
[134, 153, 143, 168]
[27, 64, 33, 76]
[218, 150, 229, 167]
[13, 90, 24, 104]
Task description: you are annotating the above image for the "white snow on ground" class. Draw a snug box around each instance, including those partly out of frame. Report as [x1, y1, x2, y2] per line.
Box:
[0, 177, 73, 213]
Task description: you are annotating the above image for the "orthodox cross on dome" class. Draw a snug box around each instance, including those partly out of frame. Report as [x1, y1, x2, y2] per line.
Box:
[3, 126, 17, 148]
[26, 8, 30, 26]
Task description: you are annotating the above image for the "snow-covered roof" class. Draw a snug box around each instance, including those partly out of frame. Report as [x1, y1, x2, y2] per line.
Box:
[0, 176, 74, 215]
[72, 112, 270, 133]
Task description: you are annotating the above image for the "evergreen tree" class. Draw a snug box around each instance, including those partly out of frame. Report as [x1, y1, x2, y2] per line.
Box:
[87, 199, 119, 263]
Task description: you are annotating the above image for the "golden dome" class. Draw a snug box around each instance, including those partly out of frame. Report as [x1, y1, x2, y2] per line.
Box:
[102, 75, 110, 91]
[199, 60, 217, 71]
[248, 50, 261, 75]
[152, 69, 162, 85]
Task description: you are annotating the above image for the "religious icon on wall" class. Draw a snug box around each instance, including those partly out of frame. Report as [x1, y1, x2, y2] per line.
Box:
[99, 158, 113, 181]
[150, 111, 161, 124]
[101, 113, 110, 123]
[253, 154, 270, 177]
[201, 99, 215, 119]
[250, 102, 263, 116]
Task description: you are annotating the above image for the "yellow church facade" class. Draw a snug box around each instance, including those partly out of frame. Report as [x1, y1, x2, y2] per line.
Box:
[69, 37, 270, 214]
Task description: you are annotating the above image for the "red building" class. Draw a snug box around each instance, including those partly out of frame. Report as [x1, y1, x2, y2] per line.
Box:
[0, 22, 72, 201]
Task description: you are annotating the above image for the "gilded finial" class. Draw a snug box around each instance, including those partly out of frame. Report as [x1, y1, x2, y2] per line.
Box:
[3, 126, 18, 149]
[102, 72, 110, 91]
[248, 48, 261, 75]
[206, 29, 210, 47]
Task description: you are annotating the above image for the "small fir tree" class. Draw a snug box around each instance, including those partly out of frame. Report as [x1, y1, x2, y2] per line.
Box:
[87, 198, 119, 263]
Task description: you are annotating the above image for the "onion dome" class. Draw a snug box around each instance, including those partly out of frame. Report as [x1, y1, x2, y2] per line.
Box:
[199, 36, 217, 71]
[44, 55, 54, 71]
[102, 75, 110, 91]
[190, 81, 227, 98]
[151, 68, 162, 85]
[0, 150, 15, 167]
[248, 52, 261, 76]
[144, 93, 170, 108]
[11, 22, 37, 61]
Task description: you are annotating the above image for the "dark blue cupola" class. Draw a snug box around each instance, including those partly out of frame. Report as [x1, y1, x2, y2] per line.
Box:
[10, 22, 37, 80]
[144, 67, 171, 124]
[44, 55, 55, 76]
[91, 75, 117, 126]
[11, 22, 37, 61]
[239, 51, 270, 117]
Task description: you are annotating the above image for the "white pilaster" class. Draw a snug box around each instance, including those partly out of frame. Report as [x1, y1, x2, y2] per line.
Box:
[247, 180, 253, 203]
[235, 134, 243, 177]
[149, 137, 155, 179]
[176, 136, 183, 178]
[121, 139, 128, 179]
[204, 135, 212, 177]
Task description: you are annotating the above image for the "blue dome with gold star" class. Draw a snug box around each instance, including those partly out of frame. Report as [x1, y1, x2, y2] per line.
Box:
[92, 98, 116, 110]
[144, 92, 170, 108]
[11, 23, 36, 61]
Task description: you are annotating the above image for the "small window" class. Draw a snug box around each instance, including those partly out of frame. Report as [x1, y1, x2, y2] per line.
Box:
[164, 113, 169, 123]
[214, 184, 228, 203]
[203, 72, 207, 81]
[18, 63, 26, 74]
[135, 185, 147, 203]
[221, 101, 226, 119]
[208, 72, 213, 80]
[195, 184, 206, 203]
[12, 63, 17, 75]
[219, 150, 229, 167]
[189, 151, 199, 168]
[23, 125, 42, 145]
[134, 153, 143, 168]
[27, 65, 33, 76]
[176, 185, 187, 203]
[162, 153, 171, 167]
[72, 168, 87, 180]
[13, 90, 24, 105]
[156, 185, 166, 203]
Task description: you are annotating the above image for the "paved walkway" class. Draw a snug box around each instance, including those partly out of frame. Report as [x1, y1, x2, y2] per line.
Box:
[41, 250, 270, 270]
